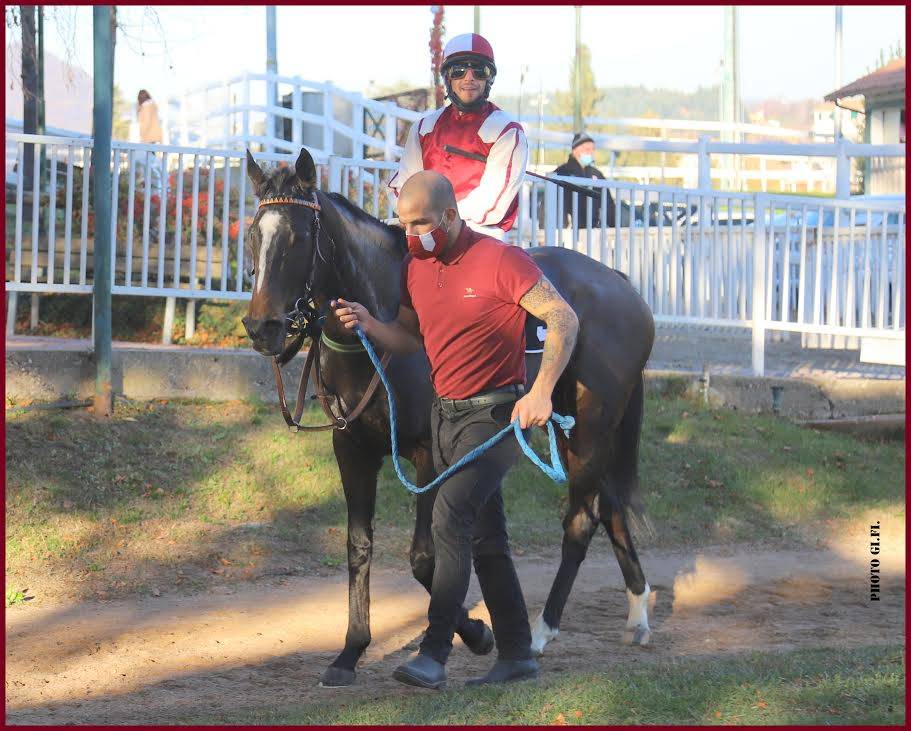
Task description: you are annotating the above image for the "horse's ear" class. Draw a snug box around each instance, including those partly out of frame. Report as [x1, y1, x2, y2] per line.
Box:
[294, 148, 317, 190]
[246, 149, 265, 194]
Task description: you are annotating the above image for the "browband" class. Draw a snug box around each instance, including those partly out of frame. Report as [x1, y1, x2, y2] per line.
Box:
[258, 196, 321, 211]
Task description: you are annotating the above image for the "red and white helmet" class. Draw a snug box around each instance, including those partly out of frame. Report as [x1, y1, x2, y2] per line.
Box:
[441, 33, 496, 76]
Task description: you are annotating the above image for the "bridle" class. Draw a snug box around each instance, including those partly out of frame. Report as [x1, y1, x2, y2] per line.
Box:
[256, 191, 391, 432]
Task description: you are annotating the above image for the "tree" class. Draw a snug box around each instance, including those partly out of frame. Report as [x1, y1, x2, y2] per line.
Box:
[551, 43, 602, 127]
[865, 40, 904, 74]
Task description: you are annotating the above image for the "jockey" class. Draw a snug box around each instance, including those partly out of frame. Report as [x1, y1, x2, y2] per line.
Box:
[388, 33, 529, 241]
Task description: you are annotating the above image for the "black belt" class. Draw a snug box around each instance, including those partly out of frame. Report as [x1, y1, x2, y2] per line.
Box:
[436, 384, 525, 413]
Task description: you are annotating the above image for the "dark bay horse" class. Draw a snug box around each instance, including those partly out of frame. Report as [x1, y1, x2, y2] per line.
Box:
[241, 148, 656, 687]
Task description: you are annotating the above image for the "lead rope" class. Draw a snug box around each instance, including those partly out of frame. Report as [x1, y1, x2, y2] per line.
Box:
[353, 327, 575, 494]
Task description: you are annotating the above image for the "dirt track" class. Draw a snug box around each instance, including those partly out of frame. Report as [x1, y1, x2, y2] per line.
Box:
[6, 526, 905, 725]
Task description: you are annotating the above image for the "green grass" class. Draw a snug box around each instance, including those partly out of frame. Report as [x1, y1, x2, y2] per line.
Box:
[204, 645, 904, 725]
[9, 292, 251, 347]
[5, 394, 905, 599]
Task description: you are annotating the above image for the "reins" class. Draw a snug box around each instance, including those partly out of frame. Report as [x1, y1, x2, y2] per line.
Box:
[261, 192, 391, 433]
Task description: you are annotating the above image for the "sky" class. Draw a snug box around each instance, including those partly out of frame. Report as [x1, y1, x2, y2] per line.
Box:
[12, 4, 908, 109]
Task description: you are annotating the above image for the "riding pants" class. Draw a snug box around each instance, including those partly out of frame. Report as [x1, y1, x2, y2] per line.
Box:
[419, 395, 533, 664]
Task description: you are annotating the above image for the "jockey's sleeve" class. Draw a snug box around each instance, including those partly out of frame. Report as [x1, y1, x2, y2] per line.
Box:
[456, 125, 529, 227]
[387, 118, 424, 199]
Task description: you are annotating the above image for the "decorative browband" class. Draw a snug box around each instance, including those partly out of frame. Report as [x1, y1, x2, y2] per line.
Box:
[258, 196, 321, 211]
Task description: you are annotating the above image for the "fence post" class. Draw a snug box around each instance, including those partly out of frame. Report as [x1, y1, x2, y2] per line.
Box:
[751, 193, 767, 377]
[697, 135, 712, 191]
[543, 181, 557, 247]
[323, 82, 334, 156]
[384, 105, 397, 161]
[835, 137, 850, 199]
[328, 155, 342, 194]
[242, 72, 250, 150]
[6, 292, 18, 335]
[352, 93, 364, 159]
[291, 81, 302, 149]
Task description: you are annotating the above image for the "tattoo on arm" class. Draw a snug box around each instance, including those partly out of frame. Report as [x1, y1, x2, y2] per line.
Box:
[520, 277, 579, 385]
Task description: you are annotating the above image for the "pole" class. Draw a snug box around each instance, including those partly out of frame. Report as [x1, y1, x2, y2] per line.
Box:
[21, 6, 37, 190]
[266, 6, 278, 148]
[93, 6, 114, 417]
[573, 6, 582, 132]
[474, 6, 480, 34]
[37, 6, 46, 190]
[834, 6, 843, 142]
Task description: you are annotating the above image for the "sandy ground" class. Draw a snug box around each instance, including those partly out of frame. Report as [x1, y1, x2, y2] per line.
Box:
[6, 520, 905, 725]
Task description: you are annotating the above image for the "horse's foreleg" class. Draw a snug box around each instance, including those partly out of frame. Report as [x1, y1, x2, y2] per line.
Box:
[408, 447, 494, 655]
[320, 431, 382, 688]
[532, 489, 599, 656]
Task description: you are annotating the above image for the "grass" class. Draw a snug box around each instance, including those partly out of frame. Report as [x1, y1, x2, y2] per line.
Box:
[5, 394, 905, 601]
[205, 645, 904, 725]
[10, 292, 251, 348]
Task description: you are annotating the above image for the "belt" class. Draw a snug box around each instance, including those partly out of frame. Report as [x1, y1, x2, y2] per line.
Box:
[436, 384, 525, 413]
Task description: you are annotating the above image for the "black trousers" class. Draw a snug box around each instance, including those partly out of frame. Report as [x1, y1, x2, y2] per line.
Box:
[419, 395, 533, 664]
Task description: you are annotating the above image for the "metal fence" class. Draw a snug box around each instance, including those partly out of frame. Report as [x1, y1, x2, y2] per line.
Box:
[5, 133, 905, 374]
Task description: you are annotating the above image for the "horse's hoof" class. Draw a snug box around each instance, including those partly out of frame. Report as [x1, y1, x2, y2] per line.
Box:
[622, 624, 651, 647]
[459, 618, 494, 656]
[319, 665, 356, 687]
[464, 623, 495, 656]
[530, 612, 559, 657]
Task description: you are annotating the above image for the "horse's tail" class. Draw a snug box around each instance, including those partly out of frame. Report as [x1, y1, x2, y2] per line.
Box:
[602, 372, 655, 540]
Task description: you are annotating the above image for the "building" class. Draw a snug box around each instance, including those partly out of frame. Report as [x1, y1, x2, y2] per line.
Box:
[810, 102, 861, 142]
[824, 57, 905, 195]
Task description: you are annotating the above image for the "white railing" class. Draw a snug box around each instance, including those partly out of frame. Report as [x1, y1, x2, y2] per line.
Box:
[166, 73, 905, 196]
[509, 174, 905, 371]
[5, 133, 905, 374]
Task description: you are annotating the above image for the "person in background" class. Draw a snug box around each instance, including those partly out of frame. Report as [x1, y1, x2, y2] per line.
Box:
[552, 131, 611, 228]
[136, 89, 163, 196]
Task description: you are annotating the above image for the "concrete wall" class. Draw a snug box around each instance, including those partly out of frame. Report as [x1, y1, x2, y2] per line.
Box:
[6, 341, 904, 420]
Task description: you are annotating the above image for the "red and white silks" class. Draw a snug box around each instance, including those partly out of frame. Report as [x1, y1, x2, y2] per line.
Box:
[388, 102, 529, 240]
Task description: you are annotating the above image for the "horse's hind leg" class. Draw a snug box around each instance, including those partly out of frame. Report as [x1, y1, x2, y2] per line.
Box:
[320, 431, 382, 687]
[600, 374, 651, 646]
[531, 481, 599, 656]
[409, 446, 494, 655]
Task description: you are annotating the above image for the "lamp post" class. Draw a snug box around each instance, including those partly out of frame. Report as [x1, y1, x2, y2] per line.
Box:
[92, 6, 114, 417]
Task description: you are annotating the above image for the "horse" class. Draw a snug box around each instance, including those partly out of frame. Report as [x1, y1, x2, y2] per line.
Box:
[241, 148, 656, 687]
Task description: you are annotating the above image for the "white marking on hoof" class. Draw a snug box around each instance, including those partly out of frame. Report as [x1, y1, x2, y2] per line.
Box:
[623, 583, 651, 646]
[530, 611, 559, 656]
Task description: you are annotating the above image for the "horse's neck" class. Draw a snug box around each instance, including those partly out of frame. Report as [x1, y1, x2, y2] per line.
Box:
[319, 193, 403, 324]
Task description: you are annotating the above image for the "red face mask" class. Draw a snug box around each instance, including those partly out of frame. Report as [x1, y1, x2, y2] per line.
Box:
[406, 214, 449, 260]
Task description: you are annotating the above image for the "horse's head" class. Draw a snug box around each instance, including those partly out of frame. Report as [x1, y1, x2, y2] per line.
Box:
[241, 148, 324, 355]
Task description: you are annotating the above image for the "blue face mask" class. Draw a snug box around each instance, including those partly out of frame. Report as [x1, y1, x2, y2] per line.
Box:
[579, 153, 594, 167]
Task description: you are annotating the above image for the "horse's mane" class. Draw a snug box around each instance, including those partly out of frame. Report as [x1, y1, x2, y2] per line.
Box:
[324, 192, 407, 255]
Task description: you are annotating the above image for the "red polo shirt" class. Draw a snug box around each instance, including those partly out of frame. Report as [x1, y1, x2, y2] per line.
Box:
[401, 223, 543, 400]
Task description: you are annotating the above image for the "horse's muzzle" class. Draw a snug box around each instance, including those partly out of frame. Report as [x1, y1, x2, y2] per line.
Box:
[242, 316, 286, 355]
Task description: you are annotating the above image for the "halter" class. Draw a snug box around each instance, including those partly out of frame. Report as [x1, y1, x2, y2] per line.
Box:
[256, 191, 330, 344]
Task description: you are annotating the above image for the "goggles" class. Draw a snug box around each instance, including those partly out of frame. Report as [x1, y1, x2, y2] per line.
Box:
[445, 60, 494, 81]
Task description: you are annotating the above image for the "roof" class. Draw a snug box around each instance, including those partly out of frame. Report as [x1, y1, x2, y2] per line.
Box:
[824, 57, 905, 101]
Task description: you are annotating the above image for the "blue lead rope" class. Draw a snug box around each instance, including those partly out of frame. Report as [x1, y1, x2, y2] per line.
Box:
[354, 327, 575, 494]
